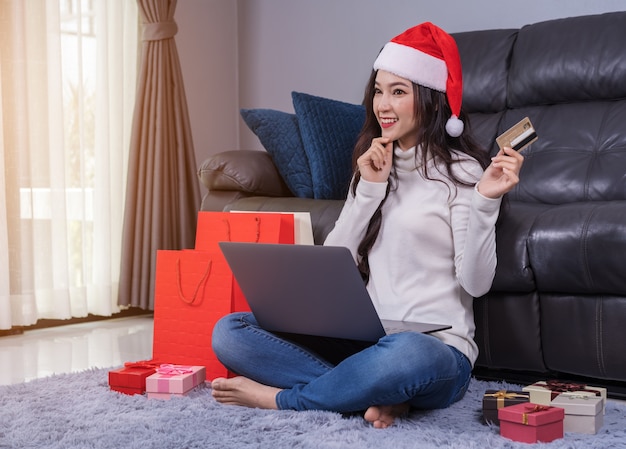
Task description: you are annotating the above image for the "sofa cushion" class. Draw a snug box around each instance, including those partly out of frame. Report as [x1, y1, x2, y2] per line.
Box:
[490, 201, 543, 293]
[473, 291, 546, 372]
[454, 29, 517, 114]
[508, 11, 626, 107]
[292, 92, 365, 200]
[466, 112, 503, 155]
[502, 101, 626, 204]
[528, 201, 626, 295]
[240, 108, 314, 198]
[540, 294, 626, 379]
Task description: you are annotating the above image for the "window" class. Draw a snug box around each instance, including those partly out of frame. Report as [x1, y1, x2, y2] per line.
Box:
[1, 0, 139, 328]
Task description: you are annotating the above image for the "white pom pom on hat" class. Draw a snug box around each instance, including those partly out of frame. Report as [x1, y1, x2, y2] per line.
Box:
[445, 115, 464, 137]
[373, 22, 464, 137]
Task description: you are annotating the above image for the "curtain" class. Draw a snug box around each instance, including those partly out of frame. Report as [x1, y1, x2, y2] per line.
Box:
[118, 0, 200, 310]
[0, 0, 139, 329]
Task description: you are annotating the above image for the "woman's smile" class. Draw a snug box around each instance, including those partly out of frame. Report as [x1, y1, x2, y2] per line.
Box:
[379, 117, 398, 129]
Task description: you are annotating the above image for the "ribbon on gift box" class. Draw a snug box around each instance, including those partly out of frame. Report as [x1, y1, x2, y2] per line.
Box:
[156, 364, 194, 376]
[521, 405, 550, 425]
[563, 393, 591, 400]
[149, 365, 205, 393]
[123, 360, 163, 370]
[544, 380, 602, 399]
[485, 390, 529, 409]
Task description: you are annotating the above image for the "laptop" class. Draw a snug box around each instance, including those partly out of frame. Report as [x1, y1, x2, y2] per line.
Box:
[218, 242, 451, 342]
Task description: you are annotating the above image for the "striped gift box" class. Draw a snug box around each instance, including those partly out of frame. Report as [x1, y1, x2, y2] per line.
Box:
[145, 364, 206, 395]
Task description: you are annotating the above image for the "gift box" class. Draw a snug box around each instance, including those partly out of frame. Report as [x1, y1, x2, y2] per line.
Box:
[522, 380, 606, 413]
[482, 390, 530, 425]
[108, 360, 161, 395]
[551, 393, 604, 434]
[498, 403, 565, 444]
[145, 364, 206, 395]
[147, 391, 192, 400]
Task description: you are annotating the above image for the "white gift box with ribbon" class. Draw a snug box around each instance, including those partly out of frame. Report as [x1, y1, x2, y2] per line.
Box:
[551, 393, 604, 434]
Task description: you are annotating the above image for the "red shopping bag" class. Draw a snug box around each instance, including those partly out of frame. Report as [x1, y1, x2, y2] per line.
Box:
[195, 211, 295, 310]
[195, 211, 295, 249]
[152, 249, 234, 380]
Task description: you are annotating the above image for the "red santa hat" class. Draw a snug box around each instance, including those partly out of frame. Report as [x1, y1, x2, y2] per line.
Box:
[373, 22, 464, 137]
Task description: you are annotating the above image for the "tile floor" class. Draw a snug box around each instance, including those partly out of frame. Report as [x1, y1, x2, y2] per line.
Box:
[0, 316, 154, 386]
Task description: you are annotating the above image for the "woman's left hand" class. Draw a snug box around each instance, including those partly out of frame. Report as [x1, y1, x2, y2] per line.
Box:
[477, 147, 524, 199]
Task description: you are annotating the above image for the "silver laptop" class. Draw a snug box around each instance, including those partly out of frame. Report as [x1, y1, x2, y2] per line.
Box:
[218, 242, 451, 342]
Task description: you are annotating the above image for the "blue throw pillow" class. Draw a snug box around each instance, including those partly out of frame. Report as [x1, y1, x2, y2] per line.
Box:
[292, 92, 365, 200]
[240, 108, 314, 198]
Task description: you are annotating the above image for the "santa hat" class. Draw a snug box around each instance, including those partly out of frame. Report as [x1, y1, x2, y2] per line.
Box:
[373, 22, 464, 137]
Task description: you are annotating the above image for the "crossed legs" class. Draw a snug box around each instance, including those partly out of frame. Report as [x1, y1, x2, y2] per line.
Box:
[211, 376, 409, 428]
[211, 313, 470, 428]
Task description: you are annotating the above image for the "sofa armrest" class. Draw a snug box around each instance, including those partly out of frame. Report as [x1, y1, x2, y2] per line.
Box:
[197, 150, 293, 197]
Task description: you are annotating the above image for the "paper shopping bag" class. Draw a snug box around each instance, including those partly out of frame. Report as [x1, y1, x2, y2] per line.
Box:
[195, 211, 296, 310]
[195, 211, 295, 250]
[230, 211, 314, 245]
[152, 249, 235, 380]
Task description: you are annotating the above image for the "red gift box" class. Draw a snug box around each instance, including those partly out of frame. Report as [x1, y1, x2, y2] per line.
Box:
[498, 403, 565, 444]
[108, 360, 161, 395]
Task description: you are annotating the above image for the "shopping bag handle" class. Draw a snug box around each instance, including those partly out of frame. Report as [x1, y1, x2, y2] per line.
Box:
[223, 216, 260, 242]
[176, 258, 212, 305]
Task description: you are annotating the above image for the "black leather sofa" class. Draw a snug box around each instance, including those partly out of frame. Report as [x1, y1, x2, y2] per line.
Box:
[197, 12, 626, 398]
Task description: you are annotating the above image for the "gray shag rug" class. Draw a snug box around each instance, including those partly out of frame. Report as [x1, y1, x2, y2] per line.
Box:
[1, 368, 625, 449]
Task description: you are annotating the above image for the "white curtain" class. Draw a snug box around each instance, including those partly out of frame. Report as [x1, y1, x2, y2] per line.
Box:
[0, 0, 139, 329]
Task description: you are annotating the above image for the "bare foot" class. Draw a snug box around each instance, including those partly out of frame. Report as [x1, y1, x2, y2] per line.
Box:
[363, 403, 410, 429]
[211, 376, 281, 410]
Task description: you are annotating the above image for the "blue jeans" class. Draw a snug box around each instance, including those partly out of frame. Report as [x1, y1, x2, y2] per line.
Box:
[212, 312, 472, 412]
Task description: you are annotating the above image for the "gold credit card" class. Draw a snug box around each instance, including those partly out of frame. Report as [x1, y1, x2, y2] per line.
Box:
[496, 117, 538, 152]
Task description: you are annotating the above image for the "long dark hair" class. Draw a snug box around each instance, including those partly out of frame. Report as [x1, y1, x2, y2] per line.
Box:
[352, 69, 490, 283]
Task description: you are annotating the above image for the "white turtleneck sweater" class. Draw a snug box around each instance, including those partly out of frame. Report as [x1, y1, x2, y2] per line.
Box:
[324, 145, 502, 365]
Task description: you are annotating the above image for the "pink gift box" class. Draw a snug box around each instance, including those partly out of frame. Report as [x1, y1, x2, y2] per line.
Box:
[498, 403, 565, 444]
[147, 391, 192, 401]
[145, 364, 206, 395]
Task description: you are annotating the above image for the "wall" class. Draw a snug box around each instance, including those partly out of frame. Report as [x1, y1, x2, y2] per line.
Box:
[175, 0, 625, 170]
[175, 0, 239, 171]
[236, 0, 625, 151]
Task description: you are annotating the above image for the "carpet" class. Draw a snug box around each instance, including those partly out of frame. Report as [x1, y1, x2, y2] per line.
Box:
[1, 368, 625, 449]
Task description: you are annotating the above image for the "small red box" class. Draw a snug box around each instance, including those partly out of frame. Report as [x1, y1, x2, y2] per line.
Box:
[498, 403, 565, 444]
[108, 360, 161, 395]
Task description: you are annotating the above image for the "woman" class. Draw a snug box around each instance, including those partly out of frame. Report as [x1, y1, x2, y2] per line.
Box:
[210, 22, 523, 428]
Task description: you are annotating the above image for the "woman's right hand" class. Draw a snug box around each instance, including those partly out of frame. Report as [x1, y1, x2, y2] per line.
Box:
[357, 137, 393, 183]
